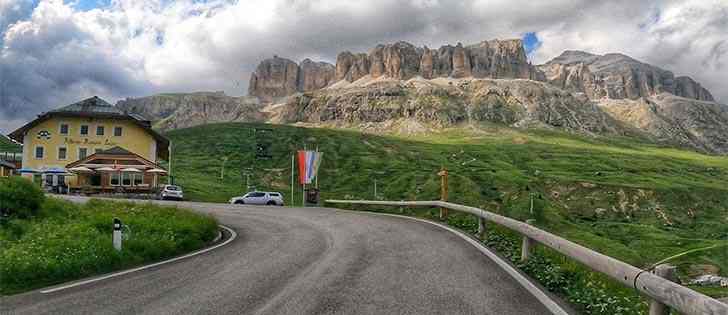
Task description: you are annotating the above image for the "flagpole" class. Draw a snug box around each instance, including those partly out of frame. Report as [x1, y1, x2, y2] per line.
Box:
[315, 146, 319, 189]
[290, 154, 294, 206]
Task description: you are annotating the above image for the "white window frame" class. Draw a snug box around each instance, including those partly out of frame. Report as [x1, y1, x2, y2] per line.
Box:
[132, 173, 144, 186]
[78, 147, 89, 160]
[59, 122, 70, 136]
[110, 173, 121, 186]
[34, 145, 45, 160]
[57, 146, 68, 160]
[121, 172, 132, 187]
[79, 124, 90, 136]
[113, 126, 123, 137]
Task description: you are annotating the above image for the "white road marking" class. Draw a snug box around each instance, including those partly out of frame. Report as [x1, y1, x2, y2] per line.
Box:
[347, 210, 570, 315]
[40, 225, 237, 294]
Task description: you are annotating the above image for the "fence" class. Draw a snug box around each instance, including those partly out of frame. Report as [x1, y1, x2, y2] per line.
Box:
[325, 199, 728, 315]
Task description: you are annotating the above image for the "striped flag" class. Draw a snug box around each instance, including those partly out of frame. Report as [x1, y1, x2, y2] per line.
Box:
[297, 150, 323, 184]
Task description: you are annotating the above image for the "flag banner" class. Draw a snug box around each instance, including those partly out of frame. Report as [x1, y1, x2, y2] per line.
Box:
[297, 150, 323, 185]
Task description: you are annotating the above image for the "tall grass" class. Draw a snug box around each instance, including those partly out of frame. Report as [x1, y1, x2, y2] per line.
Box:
[0, 198, 218, 295]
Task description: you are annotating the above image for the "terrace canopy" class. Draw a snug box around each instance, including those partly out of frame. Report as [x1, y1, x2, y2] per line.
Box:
[66, 146, 166, 193]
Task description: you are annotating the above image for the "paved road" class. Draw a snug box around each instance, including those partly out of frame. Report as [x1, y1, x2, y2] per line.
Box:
[2, 198, 554, 314]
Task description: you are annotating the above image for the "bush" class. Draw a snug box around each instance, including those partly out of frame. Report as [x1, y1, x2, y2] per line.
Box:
[0, 177, 45, 218]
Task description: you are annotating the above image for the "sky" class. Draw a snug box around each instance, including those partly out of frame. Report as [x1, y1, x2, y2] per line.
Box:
[1, 0, 727, 133]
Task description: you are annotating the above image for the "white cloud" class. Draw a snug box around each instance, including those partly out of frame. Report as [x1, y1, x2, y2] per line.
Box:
[1, 0, 726, 134]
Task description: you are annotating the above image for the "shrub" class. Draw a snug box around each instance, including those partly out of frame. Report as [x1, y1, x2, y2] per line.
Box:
[0, 177, 45, 218]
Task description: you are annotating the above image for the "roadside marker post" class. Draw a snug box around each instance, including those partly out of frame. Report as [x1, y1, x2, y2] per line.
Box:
[437, 167, 448, 220]
[113, 218, 122, 251]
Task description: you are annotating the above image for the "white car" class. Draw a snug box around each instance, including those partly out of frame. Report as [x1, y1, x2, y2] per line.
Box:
[160, 185, 184, 200]
[229, 191, 284, 206]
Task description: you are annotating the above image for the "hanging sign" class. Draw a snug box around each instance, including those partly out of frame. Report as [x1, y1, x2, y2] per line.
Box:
[297, 150, 323, 185]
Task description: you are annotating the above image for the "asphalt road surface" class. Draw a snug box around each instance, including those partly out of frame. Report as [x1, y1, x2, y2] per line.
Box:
[2, 197, 555, 314]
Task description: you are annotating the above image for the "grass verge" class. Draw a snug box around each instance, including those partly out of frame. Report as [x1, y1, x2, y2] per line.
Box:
[0, 198, 218, 295]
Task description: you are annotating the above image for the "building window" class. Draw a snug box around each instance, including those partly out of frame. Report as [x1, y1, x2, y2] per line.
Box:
[35, 146, 44, 159]
[80, 125, 89, 136]
[122, 173, 132, 186]
[78, 147, 88, 160]
[110, 173, 120, 186]
[58, 147, 67, 160]
[133, 173, 143, 186]
[114, 126, 123, 137]
[96, 125, 105, 136]
[59, 123, 69, 135]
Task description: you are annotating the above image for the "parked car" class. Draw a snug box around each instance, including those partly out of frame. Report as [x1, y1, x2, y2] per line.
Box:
[160, 185, 184, 200]
[229, 191, 284, 206]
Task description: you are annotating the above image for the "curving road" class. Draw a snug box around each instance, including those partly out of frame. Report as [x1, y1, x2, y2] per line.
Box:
[2, 198, 558, 314]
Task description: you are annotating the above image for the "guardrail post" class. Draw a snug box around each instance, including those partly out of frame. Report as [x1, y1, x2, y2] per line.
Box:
[477, 217, 486, 240]
[521, 219, 536, 262]
[649, 264, 678, 315]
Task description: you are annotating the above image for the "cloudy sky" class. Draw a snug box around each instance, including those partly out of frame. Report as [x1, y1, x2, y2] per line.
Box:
[1, 0, 726, 133]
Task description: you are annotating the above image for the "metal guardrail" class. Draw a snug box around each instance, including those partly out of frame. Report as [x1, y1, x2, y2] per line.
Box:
[325, 199, 728, 315]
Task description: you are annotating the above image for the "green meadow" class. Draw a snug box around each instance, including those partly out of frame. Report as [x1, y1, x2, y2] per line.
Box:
[167, 122, 727, 313]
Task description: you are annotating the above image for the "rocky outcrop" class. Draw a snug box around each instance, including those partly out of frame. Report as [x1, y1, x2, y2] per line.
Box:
[299, 59, 336, 92]
[116, 92, 263, 131]
[598, 94, 728, 154]
[540, 51, 714, 102]
[277, 77, 626, 136]
[330, 39, 539, 84]
[335, 52, 370, 82]
[248, 56, 335, 102]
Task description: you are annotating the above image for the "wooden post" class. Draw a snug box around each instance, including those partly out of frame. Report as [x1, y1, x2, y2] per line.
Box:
[521, 219, 536, 262]
[437, 166, 448, 220]
[650, 264, 678, 315]
[477, 217, 486, 240]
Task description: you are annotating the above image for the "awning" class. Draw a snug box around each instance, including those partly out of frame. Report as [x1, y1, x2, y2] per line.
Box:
[41, 167, 71, 175]
[68, 166, 94, 173]
[146, 168, 167, 174]
[121, 168, 142, 173]
[96, 167, 116, 172]
[18, 168, 39, 174]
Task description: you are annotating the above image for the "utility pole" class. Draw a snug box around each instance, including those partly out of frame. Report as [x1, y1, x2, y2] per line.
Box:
[291, 154, 295, 206]
[168, 141, 173, 185]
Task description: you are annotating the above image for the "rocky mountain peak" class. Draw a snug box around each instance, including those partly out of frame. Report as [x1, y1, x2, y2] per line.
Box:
[539, 50, 714, 102]
[248, 56, 335, 102]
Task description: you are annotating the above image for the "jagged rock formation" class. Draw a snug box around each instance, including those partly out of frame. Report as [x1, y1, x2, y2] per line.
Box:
[116, 92, 263, 131]
[119, 38, 728, 154]
[276, 77, 627, 136]
[332, 39, 541, 84]
[248, 56, 335, 102]
[540, 51, 714, 102]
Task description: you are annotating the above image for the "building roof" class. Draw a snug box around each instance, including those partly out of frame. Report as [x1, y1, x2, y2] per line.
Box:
[66, 146, 164, 170]
[0, 160, 16, 169]
[49, 96, 123, 115]
[7, 96, 169, 160]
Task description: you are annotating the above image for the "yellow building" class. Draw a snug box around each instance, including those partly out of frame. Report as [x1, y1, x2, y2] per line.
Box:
[8, 96, 169, 192]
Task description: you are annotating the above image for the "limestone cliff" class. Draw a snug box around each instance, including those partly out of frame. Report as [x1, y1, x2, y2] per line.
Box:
[116, 92, 263, 131]
[539, 50, 714, 102]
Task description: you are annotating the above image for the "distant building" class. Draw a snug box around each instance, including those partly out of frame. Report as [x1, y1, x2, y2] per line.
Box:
[8, 96, 169, 193]
[0, 159, 16, 177]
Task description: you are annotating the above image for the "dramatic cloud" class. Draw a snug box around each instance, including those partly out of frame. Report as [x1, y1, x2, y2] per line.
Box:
[1, 0, 726, 133]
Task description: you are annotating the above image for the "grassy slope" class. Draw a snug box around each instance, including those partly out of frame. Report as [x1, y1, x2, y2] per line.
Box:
[0, 135, 21, 153]
[167, 122, 728, 296]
